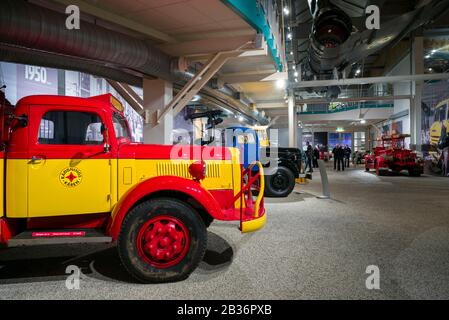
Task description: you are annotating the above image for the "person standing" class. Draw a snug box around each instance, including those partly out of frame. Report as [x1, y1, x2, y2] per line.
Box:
[305, 141, 313, 173]
[344, 145, 351, 168]
[337, 145, 345, 171]
[313, 146, 320, 168]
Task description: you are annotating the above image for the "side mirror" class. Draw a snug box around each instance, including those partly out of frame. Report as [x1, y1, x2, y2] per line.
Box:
[10, 114, 28, 128]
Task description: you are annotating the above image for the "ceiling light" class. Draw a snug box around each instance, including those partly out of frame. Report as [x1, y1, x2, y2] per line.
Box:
[360, 119, 366, 124]
[293, 65, 296, 70]
[429, 68, 433, 72]
[431, 49, 437, 54]
[287, 33, 292, 40]
[294, 71, 298, 77]
[191, 95, 201, 102]
[238, 115, 245, 122]
[283, 7, 290, 15]
[290, 51, 294, 55]
[425, 55, 431, 59]
[276, 79, 286, 89]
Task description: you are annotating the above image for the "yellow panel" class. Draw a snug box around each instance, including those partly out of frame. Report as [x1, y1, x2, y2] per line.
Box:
[6, 159, 28, 218]
[117, 158, 236, 201]
[0, 159, 3, 218]
[28, 159, 112, 217]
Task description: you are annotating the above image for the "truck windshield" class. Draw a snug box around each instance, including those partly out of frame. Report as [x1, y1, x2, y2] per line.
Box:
[113, 113, 131, 140]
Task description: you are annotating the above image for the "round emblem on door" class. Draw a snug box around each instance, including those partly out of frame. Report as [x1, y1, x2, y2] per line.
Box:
[59, 167, 83, 188]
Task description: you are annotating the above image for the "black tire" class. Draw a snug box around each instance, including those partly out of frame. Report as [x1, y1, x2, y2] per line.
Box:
[264, 166, 295, 198]
[118, 198, 207, 283]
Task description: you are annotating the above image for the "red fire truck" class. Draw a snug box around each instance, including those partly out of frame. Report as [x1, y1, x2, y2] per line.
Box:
[365, 134, 424, 176]
[0, 91, 266, 283]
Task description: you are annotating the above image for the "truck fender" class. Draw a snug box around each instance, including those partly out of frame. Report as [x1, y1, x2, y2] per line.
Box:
[107, 176, 223, 240]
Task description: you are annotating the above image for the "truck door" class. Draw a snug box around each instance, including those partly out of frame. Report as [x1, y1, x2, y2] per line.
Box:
[232, 128, 259, 168]
[27, 106, 112, 217]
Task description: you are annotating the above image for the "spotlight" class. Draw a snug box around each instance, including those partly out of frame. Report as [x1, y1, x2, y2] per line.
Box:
[276, 79, 286, 89]
[287, 33, 292, 40]
[283, 7, 290, 15]
[294, 71, 298, 77]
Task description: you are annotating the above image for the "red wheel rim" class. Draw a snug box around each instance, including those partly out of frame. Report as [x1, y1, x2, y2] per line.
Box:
[136, 215, 190, 268]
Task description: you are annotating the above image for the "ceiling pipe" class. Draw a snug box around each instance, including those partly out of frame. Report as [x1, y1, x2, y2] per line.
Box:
[0, 0, 181, 82]
[0, 44, 143, 86]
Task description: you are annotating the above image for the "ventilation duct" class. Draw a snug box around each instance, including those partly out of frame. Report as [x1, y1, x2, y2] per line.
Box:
[0, 0, 179, 82]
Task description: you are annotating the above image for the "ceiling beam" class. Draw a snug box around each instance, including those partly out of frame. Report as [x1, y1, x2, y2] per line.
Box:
[158, 35, 256, 58]
[291, 73, 449, 88]
[257, 95, 412, 109]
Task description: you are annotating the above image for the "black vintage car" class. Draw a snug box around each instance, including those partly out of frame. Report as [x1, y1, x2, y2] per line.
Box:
[259, 146, 302, 197]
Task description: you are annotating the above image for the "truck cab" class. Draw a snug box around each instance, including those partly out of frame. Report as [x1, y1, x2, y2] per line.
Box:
[0, 92, 266, 283]
[224, 126, 301, 198]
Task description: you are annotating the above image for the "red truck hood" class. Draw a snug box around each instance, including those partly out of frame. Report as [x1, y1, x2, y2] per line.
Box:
[118, 143, 233, 161]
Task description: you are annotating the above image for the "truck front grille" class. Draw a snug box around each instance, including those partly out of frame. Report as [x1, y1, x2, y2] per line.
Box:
[156, 163, 220, 179]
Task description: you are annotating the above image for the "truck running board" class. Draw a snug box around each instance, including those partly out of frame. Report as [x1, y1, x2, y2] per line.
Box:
[7, 229, 112, 247]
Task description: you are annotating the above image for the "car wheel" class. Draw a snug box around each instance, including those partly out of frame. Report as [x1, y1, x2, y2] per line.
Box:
[118, 198, 207, 283]
[264, 166, 295, 198]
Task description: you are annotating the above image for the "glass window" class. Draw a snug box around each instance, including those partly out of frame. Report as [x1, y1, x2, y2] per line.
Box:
[38, 111, 103, 145]
[441, 104, 448, 121]
[237, 133, 256, 144]
[113, 113, 131, 140]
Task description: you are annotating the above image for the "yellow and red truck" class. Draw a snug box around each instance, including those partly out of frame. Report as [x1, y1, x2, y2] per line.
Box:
[0, 91, 266, 283]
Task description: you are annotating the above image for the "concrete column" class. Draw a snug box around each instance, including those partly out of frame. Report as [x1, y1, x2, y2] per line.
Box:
[410, 35, 424, 150]
[143, 78, 173, 145]
[288, 94, 298, 148]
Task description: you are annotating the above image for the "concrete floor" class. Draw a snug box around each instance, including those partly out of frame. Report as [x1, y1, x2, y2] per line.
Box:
[1, 166, 449, 299]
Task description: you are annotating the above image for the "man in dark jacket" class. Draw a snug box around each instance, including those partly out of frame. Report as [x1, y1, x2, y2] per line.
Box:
[305, 141, 313, 173]
[313, 146, 320, 168]
[336, 145, 345, 171]
[344, 145, 351, 168]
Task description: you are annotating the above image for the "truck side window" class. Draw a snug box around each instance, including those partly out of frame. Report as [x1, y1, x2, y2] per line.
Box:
[112, 113, 131, 140]
[38, 111, 104, 145]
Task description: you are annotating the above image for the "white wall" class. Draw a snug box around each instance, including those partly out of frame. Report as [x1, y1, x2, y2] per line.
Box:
[374, 53, 412, 147]
[388, 53, 411, 145]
